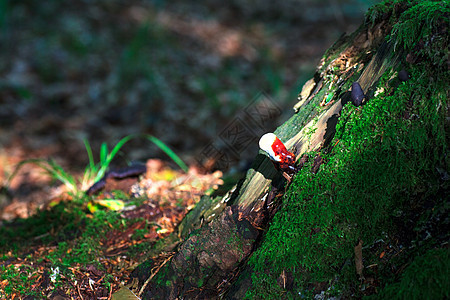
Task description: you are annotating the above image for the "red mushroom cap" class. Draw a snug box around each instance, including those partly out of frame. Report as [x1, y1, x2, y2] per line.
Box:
[259, 133, 296, 175]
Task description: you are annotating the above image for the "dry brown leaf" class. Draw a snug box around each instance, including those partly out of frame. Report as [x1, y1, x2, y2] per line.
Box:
[354, 239, 364, 280]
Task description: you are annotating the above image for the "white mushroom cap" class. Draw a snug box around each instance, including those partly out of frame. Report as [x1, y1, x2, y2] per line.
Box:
[259, 133, 280, 162]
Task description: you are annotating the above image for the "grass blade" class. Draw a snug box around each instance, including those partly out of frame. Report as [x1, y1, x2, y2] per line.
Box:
[6, 158, 79, 196]
[45, 159, 78, 193]
[99, 142, 108, 165]
[83, 139, 95, 170]
[94, 135, 135, 182]
[144, 134, 188, 172]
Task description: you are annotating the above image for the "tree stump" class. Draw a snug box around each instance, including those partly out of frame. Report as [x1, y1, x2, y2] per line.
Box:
[115, 1, 449, 298]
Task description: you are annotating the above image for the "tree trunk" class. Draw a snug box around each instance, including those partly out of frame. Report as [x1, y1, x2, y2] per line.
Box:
[115, 2, 434, 298]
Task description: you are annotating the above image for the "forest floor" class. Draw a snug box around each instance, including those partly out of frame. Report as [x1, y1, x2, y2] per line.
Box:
[0, 0, 383, 298]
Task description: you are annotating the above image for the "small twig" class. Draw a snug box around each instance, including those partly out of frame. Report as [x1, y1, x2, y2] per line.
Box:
[331, 139, 340, 149]
[33, 232, 50, 240]
[77, 283, 84, 300]
[69, 267, 86, 277]
[96, 274, 106, 285]
[138, 254, 173, 297]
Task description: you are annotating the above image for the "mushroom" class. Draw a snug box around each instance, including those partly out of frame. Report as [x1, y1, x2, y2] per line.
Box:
[259, 133, 297, 182]
[351, 82, 365, 107]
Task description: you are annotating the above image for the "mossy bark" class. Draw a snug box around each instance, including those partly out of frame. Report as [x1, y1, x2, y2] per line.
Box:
[120, 1, 449, 298]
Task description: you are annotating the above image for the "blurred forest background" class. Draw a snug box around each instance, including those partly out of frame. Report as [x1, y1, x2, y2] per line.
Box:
[0, 0, 379, 218]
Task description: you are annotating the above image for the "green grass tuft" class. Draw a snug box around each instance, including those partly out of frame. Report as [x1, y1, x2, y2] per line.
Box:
[6, 134, 188, 200]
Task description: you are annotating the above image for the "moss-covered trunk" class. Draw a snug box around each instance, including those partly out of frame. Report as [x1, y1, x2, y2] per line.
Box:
[118, 1, 449, 298]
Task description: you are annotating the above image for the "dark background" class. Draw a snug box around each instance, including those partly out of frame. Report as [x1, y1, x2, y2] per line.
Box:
[0, 0, 379, 185]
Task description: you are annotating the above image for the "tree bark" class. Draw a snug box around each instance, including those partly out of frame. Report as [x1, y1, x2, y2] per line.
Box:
[119, 9, 405, 300]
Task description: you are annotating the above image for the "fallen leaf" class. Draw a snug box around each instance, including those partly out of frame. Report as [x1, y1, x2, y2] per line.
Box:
[112, 286, 140, 300]
[96, 199, 125, 211]
[354, 239, 364, 279]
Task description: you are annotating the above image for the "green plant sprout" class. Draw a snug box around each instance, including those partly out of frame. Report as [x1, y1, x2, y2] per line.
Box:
[6, 134, 188, 200]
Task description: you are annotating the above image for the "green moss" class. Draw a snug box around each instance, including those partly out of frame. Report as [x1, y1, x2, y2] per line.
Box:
[369, 247, 450, 299]
[365, 0, 406, 25]
[0, 200, 134, 296]
[366, 0, 449, 69]
[249, 69, 447, 298]
[390, 1, 449, 66]
[0, 264, 39, 297]
[247, 1, 448, 297]
[197, 278, 204, 287]
[275, 94, 320, 142]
